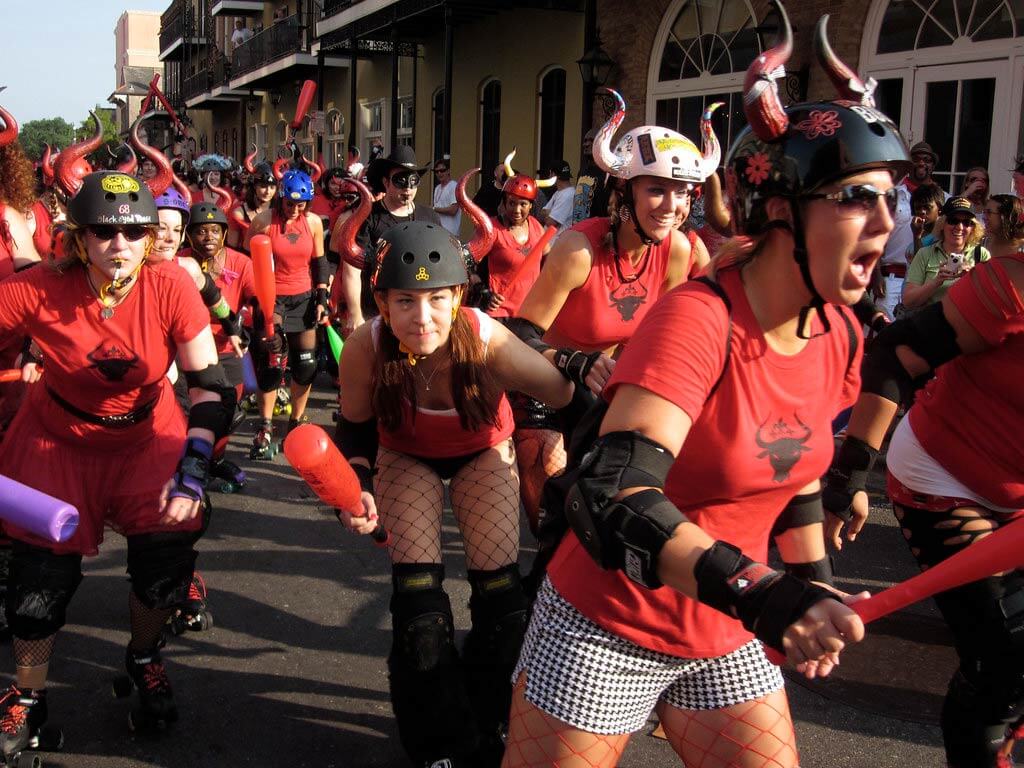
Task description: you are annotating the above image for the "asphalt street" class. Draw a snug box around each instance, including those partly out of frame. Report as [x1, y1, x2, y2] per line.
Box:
[11, 384, 955, 767]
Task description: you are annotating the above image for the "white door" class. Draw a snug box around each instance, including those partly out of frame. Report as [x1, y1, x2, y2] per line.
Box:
[910, 60, 1011, 196]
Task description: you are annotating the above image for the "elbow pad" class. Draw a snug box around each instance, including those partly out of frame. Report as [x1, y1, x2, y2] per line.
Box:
[504, 317, 551, 354]
[771, 491, 824, 537]
[334, 414, 378, 466]
[199, 272, 223, 308]
[565, 431, 683, 589]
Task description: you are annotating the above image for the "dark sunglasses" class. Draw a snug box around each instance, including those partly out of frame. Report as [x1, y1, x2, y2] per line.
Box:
[803, 184, 899, 217]
[434, 167, 449, 174]
[88, 224, 150, 241]
[340, 193, 361, 205]
[389, 172, 420, 189]
[947, 217, 976, 228]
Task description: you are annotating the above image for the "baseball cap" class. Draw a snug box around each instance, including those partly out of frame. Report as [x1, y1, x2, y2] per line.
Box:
[555, 160, 572, 180]
[941, 196, 976, 220]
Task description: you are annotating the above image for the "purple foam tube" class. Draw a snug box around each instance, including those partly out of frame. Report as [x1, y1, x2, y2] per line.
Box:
[0, 474, 79, 543]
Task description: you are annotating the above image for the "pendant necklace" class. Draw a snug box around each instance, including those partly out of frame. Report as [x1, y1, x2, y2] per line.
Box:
[416, 362, 444, 391]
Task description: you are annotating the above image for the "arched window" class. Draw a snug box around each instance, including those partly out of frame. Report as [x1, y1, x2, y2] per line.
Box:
[648, 0, 762, 162]
[326, 109, 345, 169]
[480, 79, 501, 177]
[876, 0, 1023, 53]
[432, 89, 446, 164]
[537, 68, 566, 174]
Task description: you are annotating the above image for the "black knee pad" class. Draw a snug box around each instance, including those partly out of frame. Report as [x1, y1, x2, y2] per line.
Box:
[942, 660, 1024, 767]
[126, 504, 209, 610]
[7, 543, 83, 640]
[291, 349, 317, 386]
[388, 563, 479, 765]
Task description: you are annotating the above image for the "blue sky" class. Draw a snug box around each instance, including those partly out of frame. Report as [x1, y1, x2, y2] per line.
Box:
[1, 0, 170, 125]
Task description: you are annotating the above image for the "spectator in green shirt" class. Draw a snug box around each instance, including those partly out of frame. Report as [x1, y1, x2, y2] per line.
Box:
[902, 196, 990, 310]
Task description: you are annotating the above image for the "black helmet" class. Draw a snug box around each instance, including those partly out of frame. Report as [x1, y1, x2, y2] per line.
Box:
[370, 222, 467, 291]
[67, 171, 158, 227]
[724, 7, 911, 236]
[188, 202, 228, 230]
[251, 161, 275, 185]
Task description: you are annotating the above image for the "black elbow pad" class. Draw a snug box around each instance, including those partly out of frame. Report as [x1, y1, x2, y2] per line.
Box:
[504, 317, 550, 354]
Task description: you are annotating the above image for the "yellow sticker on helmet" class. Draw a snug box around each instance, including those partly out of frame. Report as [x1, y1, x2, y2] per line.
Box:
[414, 267, 429, 281]
[655, 136, 699, 153]
[100, 174, 141, 194]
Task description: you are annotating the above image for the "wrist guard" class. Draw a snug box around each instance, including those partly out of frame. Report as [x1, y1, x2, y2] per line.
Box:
[554, 348, 602, 387]
[822, 437, 878, 523]
[218, 311, 242, 338]
[314, 287, 330, 312]
[168, 437, 213, 503]
[694, 541, 839, 652]
[784, 556, 835, 586]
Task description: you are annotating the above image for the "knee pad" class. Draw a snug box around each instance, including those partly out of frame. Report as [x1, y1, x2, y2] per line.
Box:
[252, 333, 288, 393]
[125, 507, 209, 609]
[942, 660, 1024, 767]
[388, 563, 479, 765]
[291, 349, 317, 386]
[7, 544, 83, 640]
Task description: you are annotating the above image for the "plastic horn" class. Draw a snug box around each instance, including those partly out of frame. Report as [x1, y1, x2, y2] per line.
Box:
[282, 424, 388, 545]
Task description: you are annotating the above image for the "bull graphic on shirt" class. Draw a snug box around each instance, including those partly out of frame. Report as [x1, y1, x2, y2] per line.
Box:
[609, 279, 648, 322]
[284, 232, 300, 244]
[87, 343, 140, 382]
[755, 414, 812, 483]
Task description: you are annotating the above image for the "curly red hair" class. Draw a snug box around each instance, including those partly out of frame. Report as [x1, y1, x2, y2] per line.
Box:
[0, 143, 37, 214]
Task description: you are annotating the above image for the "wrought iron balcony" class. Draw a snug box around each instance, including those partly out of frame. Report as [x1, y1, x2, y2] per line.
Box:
[159, 5, 184, 57]
[231, 12, 308, 78]
[322, 0, 356, 16]
[182, 70, 212, 101]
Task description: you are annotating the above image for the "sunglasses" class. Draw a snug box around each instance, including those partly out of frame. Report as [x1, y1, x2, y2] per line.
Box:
[87, 225, 150, 241]
[389, 172, 420, 190]
[434, 167, 449, 174]
[340, 193, 361, 205]
[947, 217, 975, 228]
[803, 184, 899, 218]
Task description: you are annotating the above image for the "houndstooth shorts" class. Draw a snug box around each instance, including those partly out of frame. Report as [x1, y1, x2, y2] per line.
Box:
[513, 577, 785, 734]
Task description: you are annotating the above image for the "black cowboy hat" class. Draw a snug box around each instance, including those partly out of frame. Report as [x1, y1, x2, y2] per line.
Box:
[366, 145, 428, 192]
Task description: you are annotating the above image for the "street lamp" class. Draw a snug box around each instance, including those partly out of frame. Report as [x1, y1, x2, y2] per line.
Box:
[577, 41, 617, 88]
[269, 89, 283, 108]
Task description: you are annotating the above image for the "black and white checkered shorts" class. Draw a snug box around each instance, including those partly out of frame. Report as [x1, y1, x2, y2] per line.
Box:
[513, 577, 785, 734]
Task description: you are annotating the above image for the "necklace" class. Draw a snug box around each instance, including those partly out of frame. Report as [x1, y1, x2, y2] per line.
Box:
[414, 359, 447, 391]
[85, 270, 131, 320]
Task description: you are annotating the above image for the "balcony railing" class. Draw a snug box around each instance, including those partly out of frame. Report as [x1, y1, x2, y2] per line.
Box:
[232, 12, 309, 78]
[182, 71, 211, 101]
[159, 7, 184, 53]
[212, 52, 233, 89]
[322, 0, 356, 15]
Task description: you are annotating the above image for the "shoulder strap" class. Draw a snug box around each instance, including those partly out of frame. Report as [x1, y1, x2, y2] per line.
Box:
[692, 275, 733, 397]
[837, 306, 859, 374]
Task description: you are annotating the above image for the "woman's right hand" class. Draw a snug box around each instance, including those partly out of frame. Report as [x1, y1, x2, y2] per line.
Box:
[585, 353, 616, 395]
[336, 492, 380, 535]
[783, 589, 868, 679]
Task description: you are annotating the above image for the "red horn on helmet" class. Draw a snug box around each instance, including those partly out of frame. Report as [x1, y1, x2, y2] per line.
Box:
[130, 113, 173, 197]
[337, 178, 374, 268]
[116, 144, 138, 175]
[54, 110, 103, 197]
[0, 102, 17, 147]
[207, 172, 234, 213]
[814, 15, 876, 107]
[244, 143, 259, 174]
[41, 144, 57, 187]
[592, 88, 627, 176]
[273, 157, 289, 182]
[456, 168, 496, 263]
[742, 0, 792, 142]
[703, 169, 734, 236]
[297, 148, 322, 184]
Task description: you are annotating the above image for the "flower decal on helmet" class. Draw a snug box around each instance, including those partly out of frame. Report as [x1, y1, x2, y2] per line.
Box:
[795, 110, 842, 140]
[744, 152, 772, 185]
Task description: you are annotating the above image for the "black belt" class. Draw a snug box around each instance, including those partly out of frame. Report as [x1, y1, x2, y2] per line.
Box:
[46, 386, 157, 429]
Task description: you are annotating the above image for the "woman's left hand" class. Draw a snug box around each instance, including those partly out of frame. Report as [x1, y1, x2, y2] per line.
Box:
[158, 478, 204, 525]
[784, 587, 869, 679]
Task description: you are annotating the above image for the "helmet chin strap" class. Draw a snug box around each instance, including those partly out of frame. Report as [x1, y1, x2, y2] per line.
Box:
[620, 180, 663, 247]
[764, 205, 831, 340]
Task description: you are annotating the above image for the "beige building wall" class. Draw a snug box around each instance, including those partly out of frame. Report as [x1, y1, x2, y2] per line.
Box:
[114, 10, 164, 133]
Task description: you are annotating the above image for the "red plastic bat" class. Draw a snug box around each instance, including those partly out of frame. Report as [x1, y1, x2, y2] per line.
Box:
[767, 518, 1024, 665]
[291, 80, 317, 131]
[249, 234, 276, 339]
[0, 369, 21, 383]
[282, 423, 388, 545]
[507, 225, 557, 287]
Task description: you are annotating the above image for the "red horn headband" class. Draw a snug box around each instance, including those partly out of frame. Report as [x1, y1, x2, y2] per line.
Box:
[0, 102, 17, 147]
[814, 15, 877, 107]
[54, 110, 103, 197]
[130, 113, 174, 198]
[456, 168, 496, 263]
[742, 0, 792, 141]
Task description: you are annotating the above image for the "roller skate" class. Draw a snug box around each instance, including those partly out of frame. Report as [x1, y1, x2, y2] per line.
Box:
[112, 647, 178, 732]
[286, 413, 310, 436]
[0, 686, 63, 766]
[249, 420, 277, 460]
[209, 457, 246, 493]
[272, 387, 291, 417]
[170, 573, 213, 635]
[239, 392, 258, 413]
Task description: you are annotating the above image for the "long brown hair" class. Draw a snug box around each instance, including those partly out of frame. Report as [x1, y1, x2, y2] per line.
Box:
[0, 143, 37, 214]
[371, 296, 504, 433]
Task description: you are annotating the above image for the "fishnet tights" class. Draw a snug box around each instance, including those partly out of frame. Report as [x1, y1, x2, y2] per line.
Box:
[656, 690, 799, 768]
[13, 637, 54, 668]
[502, 675, 630, 767]
[502, 675, 798, 768]
[376, 440, 521, 569]
[128, 591, 173, 653]
[513, 428, 567, 537]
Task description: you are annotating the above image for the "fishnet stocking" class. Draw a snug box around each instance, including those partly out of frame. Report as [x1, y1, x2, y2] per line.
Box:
[513, 428, 567, 537]
[376, 447, 446, 563]
[502, 674, 630, 768]
[13, 637, 54, 668]
[450, 439, 521, 571]
[656, 690, 799, 768]
[128, 591, 173, 653]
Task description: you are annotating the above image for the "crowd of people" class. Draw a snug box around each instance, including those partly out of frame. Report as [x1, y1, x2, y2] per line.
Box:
[0, 2, 1022, 766]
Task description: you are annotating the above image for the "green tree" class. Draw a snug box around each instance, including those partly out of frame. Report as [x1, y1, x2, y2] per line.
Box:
[17, 117, 76, 161]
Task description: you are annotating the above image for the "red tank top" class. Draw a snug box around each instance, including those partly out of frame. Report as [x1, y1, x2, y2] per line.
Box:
[486, 215, 546, 318]
[545, 217, 672, 351]
[269, 210, 314, 296]
[376, 308, 515, 457]
[31, 200, 52, 259]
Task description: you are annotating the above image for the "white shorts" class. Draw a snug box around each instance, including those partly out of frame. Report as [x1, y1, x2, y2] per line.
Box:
[513, 577, 785, 734]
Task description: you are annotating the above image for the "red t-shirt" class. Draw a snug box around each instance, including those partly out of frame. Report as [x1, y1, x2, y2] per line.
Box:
[377, 308, 515, 457]
[30, 200, 52, 259]
[486, 215, 546, 319]
[545, 218, 673, 351]
[269, 211, 315, 296]
[548, 269, 861, 658]
[909, 255, 1024, 509]
[178, 247, 256, 356]
[0, 261, 209, 448]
